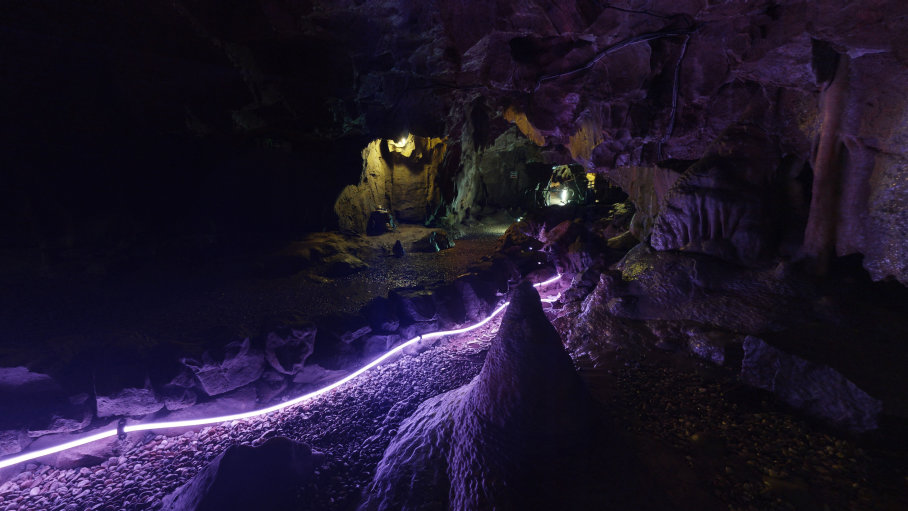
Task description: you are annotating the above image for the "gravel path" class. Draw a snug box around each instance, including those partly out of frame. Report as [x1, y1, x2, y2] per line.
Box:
[3, 296, 906, 511]
[0, 315, 504, 511]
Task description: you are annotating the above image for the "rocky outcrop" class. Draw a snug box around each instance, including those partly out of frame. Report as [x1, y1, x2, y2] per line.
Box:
[360, 281, 596, 510]
[335, 136, 447, 233]
[161, 437, 324, 511]
[650, 123, 783, 265]
[610, 244, 809, 334]
[264, 326, 317, 376]
[410, 230, 454, 253]
[741, 337, 882, 433]
[95, 383, 163, 418]
[181, 338, 266, 397]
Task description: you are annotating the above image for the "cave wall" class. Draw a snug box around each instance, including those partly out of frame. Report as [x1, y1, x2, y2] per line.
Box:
[5, 0, 907, 282]
[424, 0, 908, 282]
[334, 136, 446, 233]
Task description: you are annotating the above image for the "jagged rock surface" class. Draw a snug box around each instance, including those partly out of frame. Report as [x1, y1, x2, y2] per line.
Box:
[650, 123, 783, 265]
[741, 336, 882, 433]
[360, 281, 597, 510]
[160, 437, 324, 511]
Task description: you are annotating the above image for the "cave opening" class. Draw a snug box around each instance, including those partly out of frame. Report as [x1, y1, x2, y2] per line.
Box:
[2, 1, 908, 510]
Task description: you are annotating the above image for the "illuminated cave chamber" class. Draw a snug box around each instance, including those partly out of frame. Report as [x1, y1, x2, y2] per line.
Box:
[334, 134, 447, 234]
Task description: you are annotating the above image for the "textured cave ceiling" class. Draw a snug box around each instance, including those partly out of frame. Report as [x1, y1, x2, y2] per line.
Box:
[2, 0, 907, 282]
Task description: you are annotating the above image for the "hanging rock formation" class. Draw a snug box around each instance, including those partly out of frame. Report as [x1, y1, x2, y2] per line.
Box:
[650, 122, 782, 265]
[360, 281, 597, 510]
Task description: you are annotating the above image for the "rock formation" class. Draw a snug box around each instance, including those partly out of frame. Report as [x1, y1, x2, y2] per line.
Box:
[650, 122, 782, 265]
[335, 136, 447, 233]
[360, 281, 597, 510]
[161, 437, 323, 511]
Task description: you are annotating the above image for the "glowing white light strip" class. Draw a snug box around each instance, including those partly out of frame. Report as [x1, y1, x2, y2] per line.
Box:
[0, 429, 119, 470]
[0, 274, 561, 470]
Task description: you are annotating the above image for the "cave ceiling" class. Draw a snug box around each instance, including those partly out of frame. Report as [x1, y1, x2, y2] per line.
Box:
[3, 0, 907, 281]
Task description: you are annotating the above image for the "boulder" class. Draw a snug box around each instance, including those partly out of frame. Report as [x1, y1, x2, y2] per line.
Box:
[363, 297, 400, 333]
[685, 328, 743, 368]
[161, 437, 324, 511]
[182, 338, 265, 397]
[453, 274, 496, 322]
[160, 368, 200, 412]
[410, 230, 454, 252]
[95, 378, 164, 418]
[265, 325, 317, 375]
[392, 239, 405, 257]
[0, 429, 28, 457]
[160, 386, 258, 424]
[361, 335, 402, 359]
[741, 336, 882, 432]
[256, 370, 290, 404]
[28, 422, 120, 469]
[390, 288, 437, 324]
[361, 281, 598, 510]
[162, 387, 198, 412]
[324, 253, 368, 277]
[26, 394, 93, 437]
[611, 244, 808, 335]
[290, 364, 348, 387]
[0, 367, 60, 395]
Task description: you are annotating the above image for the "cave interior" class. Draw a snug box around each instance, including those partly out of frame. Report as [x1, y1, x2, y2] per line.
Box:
[1, 1, 908, 510]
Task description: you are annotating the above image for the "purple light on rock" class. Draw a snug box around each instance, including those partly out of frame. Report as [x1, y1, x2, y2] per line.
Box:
[0, 274, 562, 470]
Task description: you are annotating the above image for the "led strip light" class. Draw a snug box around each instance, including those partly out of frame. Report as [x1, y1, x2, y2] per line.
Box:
[0, 274, 562, 470]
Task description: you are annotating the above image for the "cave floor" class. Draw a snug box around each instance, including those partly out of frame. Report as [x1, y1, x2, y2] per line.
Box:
[0, 222, 505, 370]
[2, 300, 905, 510]
[581, 348, 908, 511]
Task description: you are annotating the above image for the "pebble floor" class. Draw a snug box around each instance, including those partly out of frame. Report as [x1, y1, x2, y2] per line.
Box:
[2, 303, 907, 510]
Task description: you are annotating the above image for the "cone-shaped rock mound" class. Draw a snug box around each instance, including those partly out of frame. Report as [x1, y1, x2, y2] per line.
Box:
[360, 281, 597, 510]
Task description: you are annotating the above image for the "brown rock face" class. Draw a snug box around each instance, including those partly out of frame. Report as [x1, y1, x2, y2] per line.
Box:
[335, 136, 446, 232]
[360, 281, 597, 510]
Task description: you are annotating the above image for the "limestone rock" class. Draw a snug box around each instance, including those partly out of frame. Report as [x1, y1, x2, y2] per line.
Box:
[363, 297, 400, 333]
[611, 244, 809, 335]
[161, 437, 324, 511]
[0, 367, 60, 395]
[335, 137, 446, 233]
[160, 386, 258, 424]
[360, 281, 595, 510]
[410, 230, 454, 253]
[26, 398, 93, 437]
[650, 123, 782, 265]
[182, 338, 265, 397]
[392, 239, 405, 257]
[95, 383, 164, 418]
[390, 288, 438, 324]
[265, 325, 317, 375]
[0, 430, 28, 457]
[741, 336, 882, 433]
[324, 253, 368, 277]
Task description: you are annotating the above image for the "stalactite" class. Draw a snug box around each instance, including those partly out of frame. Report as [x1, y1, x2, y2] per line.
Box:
[801, 54, 850, 273]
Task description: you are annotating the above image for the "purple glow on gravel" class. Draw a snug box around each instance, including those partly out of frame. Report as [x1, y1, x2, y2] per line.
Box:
[0, 274, 562, 470]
